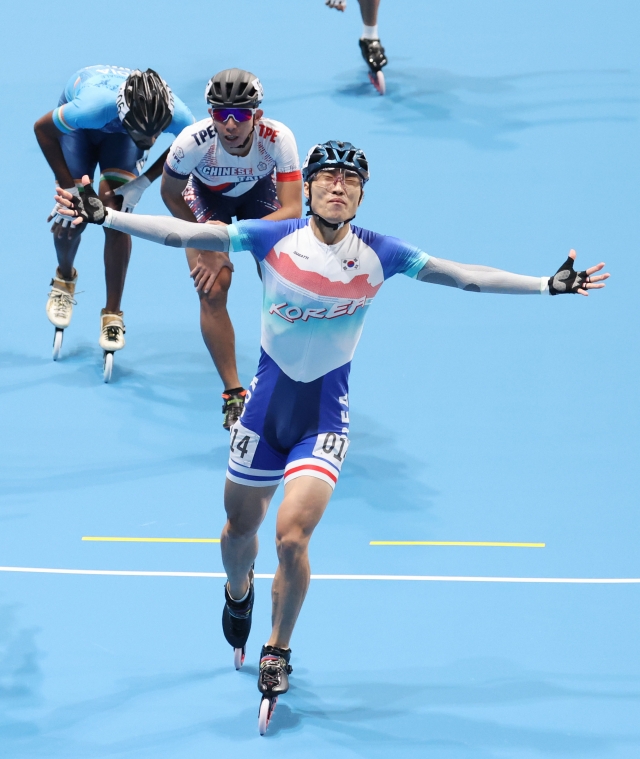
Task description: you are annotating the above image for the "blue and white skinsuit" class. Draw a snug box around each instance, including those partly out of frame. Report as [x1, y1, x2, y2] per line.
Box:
[100, 210, 551, 490]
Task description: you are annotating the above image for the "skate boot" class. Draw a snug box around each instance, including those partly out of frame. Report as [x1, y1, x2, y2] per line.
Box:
[222, 570, 254, 669]
[99, 310, 125, 383]
[222, 387, 247, 430]
[359, 37, 388, 94]
[46, 269, 78, 360]
[257, 645, 292, 735]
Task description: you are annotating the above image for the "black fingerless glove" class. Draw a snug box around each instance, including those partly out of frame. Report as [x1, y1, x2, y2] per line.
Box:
[71, 184, 107, 226]
[548, 256, 588, 295]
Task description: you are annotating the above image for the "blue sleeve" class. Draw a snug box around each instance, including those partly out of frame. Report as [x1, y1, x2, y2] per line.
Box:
[352, 227, 430, 280]
[165, 94, 196, 135]
[228, 219, 302, 261]
[52, 88, 117, 133]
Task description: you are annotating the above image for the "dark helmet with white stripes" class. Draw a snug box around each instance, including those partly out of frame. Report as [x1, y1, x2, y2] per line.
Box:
[116, 69, 174, 149]
[302, 140, 370, 184]
[205, 68, 264, 108]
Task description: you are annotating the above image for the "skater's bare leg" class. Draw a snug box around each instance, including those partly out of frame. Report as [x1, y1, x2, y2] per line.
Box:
[186, 247, 240, 390]
[53, 223, 82, 280]
[267, 476, 333, 649]
[222, 480, 278, 599]
[99, 178, 131, 314]
[358, 0, 380, 25]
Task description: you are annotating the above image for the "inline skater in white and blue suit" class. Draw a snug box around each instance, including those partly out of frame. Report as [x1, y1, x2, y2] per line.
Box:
[53, 140, 609, 732]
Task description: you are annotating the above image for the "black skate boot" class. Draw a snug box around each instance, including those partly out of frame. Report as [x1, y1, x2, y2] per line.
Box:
[222, 571, 254, 669]
[222, 387, 247, 430]
[257, 645, 293, 735]
[359, 38, 388, 94]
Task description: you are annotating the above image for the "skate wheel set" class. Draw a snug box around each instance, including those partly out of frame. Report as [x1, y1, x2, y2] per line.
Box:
[103, 351, 114, 383]
[369, 69, 386, 95]
[52, 328, 64, 361]
[258, 696, 277, 736]
[233, 646, 245, 670]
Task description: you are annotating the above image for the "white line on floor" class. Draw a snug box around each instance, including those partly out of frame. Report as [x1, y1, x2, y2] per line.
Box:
[0, 566, 638, 584]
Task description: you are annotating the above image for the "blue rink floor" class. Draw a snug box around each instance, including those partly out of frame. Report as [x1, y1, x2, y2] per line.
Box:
[1, 1, 639, 756]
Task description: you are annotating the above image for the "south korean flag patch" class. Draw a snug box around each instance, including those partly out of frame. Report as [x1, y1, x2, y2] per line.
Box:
[342, 257, 359, 272]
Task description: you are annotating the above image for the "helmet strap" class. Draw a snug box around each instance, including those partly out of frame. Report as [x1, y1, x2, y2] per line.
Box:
[306, 183, 358, 231]
[236, 126, 255, 151]
[212, 123, 255, 152]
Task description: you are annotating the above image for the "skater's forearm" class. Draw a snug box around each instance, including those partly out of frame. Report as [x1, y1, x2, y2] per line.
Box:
[417, 256, 548, 294]
[103, 209, 231, 252]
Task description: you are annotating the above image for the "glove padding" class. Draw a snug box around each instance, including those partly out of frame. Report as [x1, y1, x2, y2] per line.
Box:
[49, 186, 80, 227]
[548, 256, 588, 295]
[113, 174, 151, 213]
[70, 184, 107, 226]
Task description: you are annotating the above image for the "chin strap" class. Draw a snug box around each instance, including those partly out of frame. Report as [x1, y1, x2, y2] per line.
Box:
[306, 209, 355, 231]
[236, 128, 254, 151]
[306, 183, 357, 231]
[212, 123, 255, 151]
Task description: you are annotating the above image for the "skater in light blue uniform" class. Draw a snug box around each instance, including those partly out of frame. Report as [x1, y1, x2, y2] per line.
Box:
[35, 65, 194, 369]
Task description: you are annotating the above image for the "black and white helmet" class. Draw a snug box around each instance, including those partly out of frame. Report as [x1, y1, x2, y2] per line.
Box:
[205, 68, 264, 108]
[302, 140, 370, 184]
[116, 69, 174, 149]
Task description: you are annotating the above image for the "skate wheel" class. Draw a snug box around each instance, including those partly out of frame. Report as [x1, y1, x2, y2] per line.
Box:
[103, 351, 114, 383]
[52, 329, 64, 361]
[258, 696, 276, 736]
[368, 70, 386, 95]
[233, 647, 245, 670]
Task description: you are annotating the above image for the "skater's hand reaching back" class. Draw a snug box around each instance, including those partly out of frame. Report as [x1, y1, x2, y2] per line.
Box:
[190, 250, 234, 295]
[54, 176, 107, 226]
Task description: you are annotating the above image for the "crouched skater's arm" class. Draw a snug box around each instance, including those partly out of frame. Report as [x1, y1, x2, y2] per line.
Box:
[54, 177, 232, 294]
[416, 252, 609, 296]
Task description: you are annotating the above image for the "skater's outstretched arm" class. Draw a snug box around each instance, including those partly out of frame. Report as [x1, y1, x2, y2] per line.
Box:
[104, 210, 231, 252]
[417, 251, 609, 296]
[54, 180, 231, 252]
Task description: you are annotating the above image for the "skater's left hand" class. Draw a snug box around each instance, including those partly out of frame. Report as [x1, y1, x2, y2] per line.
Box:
[326, 0, 347, 9]
[548, 249, 610, 296]
[190, 250, 234, 294]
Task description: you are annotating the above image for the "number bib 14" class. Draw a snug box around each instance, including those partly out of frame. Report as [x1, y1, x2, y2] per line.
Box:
[229, 422, 261, 467]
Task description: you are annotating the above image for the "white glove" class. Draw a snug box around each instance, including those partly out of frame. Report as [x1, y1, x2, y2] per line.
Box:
[49, 186, 80, 227]
[326, 0, 347, 9]
[114, 174, 152, 213]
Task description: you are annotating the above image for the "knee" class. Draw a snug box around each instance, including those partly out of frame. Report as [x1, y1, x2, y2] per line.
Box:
[225, 509, 261, 540]
[275, 530, 308, 566]
[201, 267, 232, 307]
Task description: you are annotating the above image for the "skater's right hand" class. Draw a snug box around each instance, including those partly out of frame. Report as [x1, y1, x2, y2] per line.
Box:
[190, 250, 234, 295]
[54, 176, 107, 226]
[326, 0, 347, 10]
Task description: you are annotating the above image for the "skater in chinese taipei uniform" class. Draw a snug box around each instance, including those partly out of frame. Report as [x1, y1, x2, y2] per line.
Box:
[34, 65, 194, 379]
[53, 140, 609, 733]
[160, 69, 303, 428]
[326, 0, 388, 93]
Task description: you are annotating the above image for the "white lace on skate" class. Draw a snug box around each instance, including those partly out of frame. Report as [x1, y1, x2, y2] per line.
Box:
[99, 314, 126, 351]
[46, 288, 77, 329]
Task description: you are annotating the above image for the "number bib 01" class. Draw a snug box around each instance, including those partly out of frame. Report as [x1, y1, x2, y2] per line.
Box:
[312, 432, 350, 467]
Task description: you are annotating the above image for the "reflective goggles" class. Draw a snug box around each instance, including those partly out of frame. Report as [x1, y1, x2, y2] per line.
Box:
[211, 108, 256, 124]
[313, 168, 363, 189]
